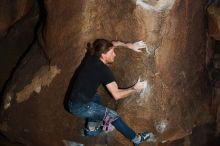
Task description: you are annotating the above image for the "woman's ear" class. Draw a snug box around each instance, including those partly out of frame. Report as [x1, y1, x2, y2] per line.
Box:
[100, 53, 105, 59]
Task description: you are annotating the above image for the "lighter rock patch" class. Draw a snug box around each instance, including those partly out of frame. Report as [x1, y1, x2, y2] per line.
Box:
[137, 79, 151, 105]
[16, 65, 61, 103]
[4, 94, 12, 110]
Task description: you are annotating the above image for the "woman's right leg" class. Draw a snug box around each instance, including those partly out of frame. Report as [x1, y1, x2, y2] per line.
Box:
[68, 99, 149, 144]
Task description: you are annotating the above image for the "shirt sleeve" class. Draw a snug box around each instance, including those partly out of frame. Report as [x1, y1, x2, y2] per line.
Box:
[101, 66, 115, 85]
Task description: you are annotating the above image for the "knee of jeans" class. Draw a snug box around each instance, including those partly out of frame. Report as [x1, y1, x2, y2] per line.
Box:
[105, 108, 119, 121]
[68, 101, 82, 115]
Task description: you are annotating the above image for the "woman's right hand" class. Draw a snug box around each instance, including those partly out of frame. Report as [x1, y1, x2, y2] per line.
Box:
[133, 78, 147, 91]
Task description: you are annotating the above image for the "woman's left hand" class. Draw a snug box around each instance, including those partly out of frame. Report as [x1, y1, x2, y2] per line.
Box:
[128, 41, 146, 52]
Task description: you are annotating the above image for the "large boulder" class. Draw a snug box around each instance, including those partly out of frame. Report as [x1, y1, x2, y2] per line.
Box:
[0, 0, 214, 146]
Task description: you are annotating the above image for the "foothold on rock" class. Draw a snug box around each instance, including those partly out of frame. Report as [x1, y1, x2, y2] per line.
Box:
[155, 120, 168, 133]
[63, 140, 84, 146]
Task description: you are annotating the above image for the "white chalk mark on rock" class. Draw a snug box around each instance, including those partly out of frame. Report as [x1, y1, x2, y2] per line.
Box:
[136, 79, 151, 105]
[155, 120, 168, 133]
[145, 45, 151, 55]
[136, 0, 176, 12]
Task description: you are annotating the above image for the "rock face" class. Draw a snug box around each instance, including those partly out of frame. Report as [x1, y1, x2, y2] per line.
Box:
[0, 0, 39, 90]
[0, 0, 218, 146]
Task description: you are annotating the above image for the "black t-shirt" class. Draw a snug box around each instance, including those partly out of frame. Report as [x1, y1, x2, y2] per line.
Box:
[70, 55, 115, 104]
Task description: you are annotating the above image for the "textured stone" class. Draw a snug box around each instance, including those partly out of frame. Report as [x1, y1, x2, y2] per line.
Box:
[0, 0, 215, 146]
[158, 123, 217, 146]
[0, 0, 38, 90]
[0, 0, 34, 37]
[208, 3, 220, 40]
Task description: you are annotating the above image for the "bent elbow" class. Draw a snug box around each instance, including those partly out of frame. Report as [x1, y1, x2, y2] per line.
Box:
[113, 94, 121, 101]
[114, 97, 120, 101]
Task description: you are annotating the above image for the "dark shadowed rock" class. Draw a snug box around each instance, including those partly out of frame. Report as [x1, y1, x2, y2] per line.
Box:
[0, 0, 39, 91]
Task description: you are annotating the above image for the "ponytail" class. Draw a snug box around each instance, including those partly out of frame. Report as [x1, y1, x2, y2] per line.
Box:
[86, 42, 95, 55]
[86, 39, 113, 58]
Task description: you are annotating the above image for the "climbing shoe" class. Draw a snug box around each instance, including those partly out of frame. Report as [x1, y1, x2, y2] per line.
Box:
[83, 127, 103, 136]
[133, 132, 155, 146]
[83, 121, 103, 137]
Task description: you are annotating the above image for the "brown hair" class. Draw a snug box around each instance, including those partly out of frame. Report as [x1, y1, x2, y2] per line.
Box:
[87, 39, 113, 58]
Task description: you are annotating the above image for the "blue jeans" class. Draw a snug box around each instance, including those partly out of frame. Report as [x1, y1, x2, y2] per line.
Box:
[68, 94, 136, 140]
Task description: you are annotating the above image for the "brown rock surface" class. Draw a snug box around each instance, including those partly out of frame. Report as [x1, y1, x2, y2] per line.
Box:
[0, 0, 216, 146]
[158, 123, 216, 146]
